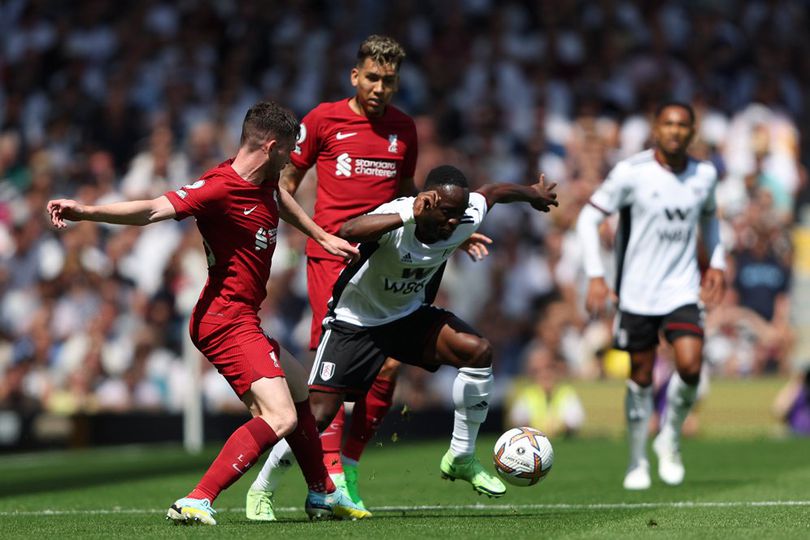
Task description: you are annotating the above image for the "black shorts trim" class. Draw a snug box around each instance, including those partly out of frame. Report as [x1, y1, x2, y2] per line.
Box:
[613, 304, 704, 352]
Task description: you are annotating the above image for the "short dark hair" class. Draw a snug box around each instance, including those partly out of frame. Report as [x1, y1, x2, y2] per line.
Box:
[654, 101, 695, 125]
[357, 35, 406, 71]
[424, 165, 469, 190]
[240, 101, 299, 150]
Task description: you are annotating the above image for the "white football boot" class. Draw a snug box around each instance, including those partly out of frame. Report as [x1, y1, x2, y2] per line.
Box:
[653, 434, 685, 485]
[623, 459, 651, 490]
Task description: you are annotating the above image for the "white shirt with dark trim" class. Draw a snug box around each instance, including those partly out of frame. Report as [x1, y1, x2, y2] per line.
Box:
[587, 149, 719, 315]
[332, 192, 488, 326]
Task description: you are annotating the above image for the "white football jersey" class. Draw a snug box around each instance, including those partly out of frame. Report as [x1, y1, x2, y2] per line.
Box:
[589, 149, 718, 315]
[328, 192, 488, 326]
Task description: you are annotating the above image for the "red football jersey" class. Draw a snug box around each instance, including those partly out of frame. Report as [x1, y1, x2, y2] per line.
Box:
[291, 98, 418, 260]
[164, 160, 280, 320]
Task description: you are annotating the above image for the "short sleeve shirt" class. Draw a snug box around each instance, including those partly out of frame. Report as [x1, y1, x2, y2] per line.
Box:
[291, 99, 418, 260]
[329, 192, 488, 326]
[164, 160, 280, 320]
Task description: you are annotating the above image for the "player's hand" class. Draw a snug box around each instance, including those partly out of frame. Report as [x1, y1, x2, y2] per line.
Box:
[700, 268, 726, 309]
[413, 190, 439, 219]
[459, 232, 493, 261]
[585, 277, 615, 317]
[529, 174, 559, 213]
[320, 234, 360, 264]
[47, 199, 82, 229]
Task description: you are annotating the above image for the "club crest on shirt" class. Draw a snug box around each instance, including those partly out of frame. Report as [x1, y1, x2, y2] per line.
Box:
[320, 362, 336, 381]
[388, 134, 398, 153]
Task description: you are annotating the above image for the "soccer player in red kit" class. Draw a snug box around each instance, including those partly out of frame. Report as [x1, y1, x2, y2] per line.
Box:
[47, 101, 370, 525]
[247, 35, 417, 516]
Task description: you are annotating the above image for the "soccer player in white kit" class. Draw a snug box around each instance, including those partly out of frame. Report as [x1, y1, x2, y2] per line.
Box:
[256, 165, 558, 501]
[576, 102, 726, 489]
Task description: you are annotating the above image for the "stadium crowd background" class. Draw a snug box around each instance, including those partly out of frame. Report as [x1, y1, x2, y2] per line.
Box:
[1, 0, 808, 425]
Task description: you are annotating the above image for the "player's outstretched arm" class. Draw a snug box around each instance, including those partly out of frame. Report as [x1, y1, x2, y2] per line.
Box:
[339, 192, 438, 243]
[276, 188, 359, 262]
[475, 173, 559, 211]
[278, 163, 308, 196]
[47, 196, 176, 228]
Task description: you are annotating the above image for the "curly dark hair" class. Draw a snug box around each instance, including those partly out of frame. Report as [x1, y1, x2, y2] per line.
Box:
[356, 35, 406, 71]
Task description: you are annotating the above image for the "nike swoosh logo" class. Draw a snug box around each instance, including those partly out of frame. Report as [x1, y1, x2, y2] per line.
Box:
[336, 132, 357, 140]
[243, 206, 258, 215]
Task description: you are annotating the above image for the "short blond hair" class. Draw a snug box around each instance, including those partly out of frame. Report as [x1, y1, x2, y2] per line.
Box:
[356, 35, 406, 71]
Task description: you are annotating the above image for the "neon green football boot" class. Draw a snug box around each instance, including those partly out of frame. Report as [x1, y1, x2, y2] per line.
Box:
[245, 487, 276, 521]
[342, 463, 367, 510]
[439, 450, 506, 498]
[305, 488, 372, 520]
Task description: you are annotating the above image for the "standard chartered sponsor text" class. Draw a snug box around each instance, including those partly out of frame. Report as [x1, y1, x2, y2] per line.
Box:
[355, 158, 397, 177]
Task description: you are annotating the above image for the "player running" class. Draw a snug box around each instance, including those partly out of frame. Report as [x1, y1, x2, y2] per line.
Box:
[255, 165, 558, 502]
[47, 101, 370, 524]
[248, 35, 488, 519]
[576, 102, 726, 490]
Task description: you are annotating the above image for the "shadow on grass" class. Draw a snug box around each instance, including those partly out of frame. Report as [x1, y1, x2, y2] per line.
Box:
[0, 450, 213, 499]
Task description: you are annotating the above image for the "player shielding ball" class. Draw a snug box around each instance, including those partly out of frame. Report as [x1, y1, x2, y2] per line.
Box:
[576, 102, 726, 490]
[257, 165, 558, 501]
[247, 36, 419, 517]
[248, 35, 489, 518]
[47, 101, 369, 524]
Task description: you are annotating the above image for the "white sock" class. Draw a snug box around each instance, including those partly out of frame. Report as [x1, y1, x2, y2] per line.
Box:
[658, 371, 699, 447]
[450, 366, 493, 458]
[625, 379, 653, 468]
[341, 456, 359, 468]
[250, 438, 295, 492]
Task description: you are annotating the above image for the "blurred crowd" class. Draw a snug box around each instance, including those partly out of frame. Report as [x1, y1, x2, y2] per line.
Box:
[1, 0, 808, 426]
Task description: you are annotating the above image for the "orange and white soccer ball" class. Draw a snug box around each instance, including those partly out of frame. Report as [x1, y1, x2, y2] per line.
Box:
[492, 427, 554, 486]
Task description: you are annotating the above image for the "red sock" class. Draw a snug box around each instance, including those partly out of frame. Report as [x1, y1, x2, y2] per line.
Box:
[320, 405, 345, 475]
[188, 417, 278, 502]
[343, 377, 394, 462]
[287, 399, 336, 493]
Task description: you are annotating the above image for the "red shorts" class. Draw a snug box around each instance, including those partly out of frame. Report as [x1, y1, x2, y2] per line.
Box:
[189, 314, 284, 397]
[307, 257, 348, 350]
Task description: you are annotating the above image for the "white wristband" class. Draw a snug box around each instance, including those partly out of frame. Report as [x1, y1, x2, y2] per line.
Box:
[398, 203, 415, 225]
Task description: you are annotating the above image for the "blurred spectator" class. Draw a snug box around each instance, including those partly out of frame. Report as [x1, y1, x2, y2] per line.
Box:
[1, 0, 807, 415]
[504, 343, 584, 437]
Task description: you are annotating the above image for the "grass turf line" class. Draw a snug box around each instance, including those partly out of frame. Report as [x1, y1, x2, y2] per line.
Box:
[1, 436, 809, 538]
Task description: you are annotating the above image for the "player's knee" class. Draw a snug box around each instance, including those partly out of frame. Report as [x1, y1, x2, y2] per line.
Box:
[264, 409, 298, 438]
[310, 394, 341, 432]
[378, 358, 401, 380]
[629, 365, 653, 387]
[465, 337, 493, 368]
[679, 365, 701, 386]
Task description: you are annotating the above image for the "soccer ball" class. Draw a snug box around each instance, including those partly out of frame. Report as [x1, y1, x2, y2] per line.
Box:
[492, 427, 554, 486]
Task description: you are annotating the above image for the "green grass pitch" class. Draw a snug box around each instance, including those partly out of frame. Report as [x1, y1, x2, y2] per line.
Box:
[1, 436, 809, 539]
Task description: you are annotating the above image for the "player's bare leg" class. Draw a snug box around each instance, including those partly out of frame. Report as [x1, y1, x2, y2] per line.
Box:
[654, 336, 702, 486]
[247, 349, 369, 521]
[340, 357, 401, 508]
[624, 349, 655, 490]
[432, 316, 506, 498]
[170, 377, 295, 525]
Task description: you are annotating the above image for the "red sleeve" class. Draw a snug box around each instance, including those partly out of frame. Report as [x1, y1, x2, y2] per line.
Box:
[402, 118, 418, 179]
[163, 177, 224, 220]
[290, 106, 323, 170]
